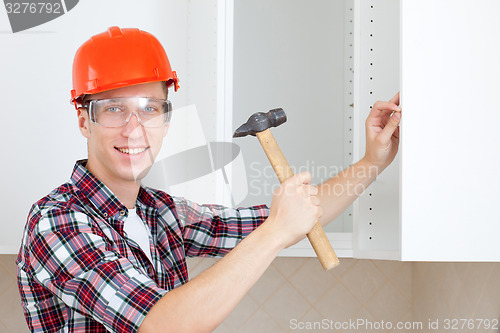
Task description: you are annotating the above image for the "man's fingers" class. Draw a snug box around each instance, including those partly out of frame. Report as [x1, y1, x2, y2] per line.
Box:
[389, 92, 400, 105]
[367, 101, 401, 119]
[309, 195, 321, 206]
[378, 111, 401, 143]
[368, 92, 400, 119]
[305, 185, 319, 196]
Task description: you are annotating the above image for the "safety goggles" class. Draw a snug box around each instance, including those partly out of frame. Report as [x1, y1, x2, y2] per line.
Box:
[85, 97, 172, 128]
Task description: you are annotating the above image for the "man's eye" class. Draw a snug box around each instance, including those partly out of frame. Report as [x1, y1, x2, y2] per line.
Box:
[144, 106, 158, 113]
[105, 106, 123, 113]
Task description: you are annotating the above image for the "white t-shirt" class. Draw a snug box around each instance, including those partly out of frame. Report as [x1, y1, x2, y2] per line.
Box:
[123, 208, 153, 263]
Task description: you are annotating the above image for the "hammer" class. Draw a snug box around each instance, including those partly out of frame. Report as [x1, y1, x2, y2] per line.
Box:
[234, 108, 340, 270]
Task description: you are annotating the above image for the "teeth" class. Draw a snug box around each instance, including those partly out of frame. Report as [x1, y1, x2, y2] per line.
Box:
[117, 147, 147, 155]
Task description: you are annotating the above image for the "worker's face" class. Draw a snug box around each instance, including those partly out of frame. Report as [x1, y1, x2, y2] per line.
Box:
[77, 82, 169, 185]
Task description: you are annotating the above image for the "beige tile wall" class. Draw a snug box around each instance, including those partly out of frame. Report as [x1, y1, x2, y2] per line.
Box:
[195, 257, 413, 333]
[1, 254, 499, 333]
[0, 255, 27, 333]
[413, 262, 500, 333]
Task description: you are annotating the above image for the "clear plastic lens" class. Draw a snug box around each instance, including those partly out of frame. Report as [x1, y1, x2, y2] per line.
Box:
[88, 97, 172, 128]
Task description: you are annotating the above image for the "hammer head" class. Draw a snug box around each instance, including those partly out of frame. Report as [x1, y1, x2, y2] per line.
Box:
[233, 108, 287, 138]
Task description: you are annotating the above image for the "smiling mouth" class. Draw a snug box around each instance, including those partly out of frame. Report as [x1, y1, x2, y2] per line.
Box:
[115, 147, 149, 155]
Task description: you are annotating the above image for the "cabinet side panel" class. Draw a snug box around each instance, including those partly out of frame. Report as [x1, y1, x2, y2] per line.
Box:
[353, 0, 400, 258]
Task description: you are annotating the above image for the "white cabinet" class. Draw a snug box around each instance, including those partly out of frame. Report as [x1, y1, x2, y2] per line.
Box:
[398, 0, 500, 261]
[233, 0, 500, 262]
[352, 0, 400, 260]
[353, 0, 500, 261]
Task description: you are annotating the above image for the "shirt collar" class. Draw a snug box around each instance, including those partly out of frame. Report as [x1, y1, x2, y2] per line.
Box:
[70, 159, 157, 219]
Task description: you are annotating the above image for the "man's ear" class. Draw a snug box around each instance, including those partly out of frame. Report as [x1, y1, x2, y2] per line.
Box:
[77, 107, 91, 138]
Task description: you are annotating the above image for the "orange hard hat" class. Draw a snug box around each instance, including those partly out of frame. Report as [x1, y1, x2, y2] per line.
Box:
[70, 26, 180, 108]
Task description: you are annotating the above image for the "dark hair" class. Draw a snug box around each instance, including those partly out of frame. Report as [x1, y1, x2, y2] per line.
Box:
[80, 81, 168, 106]
[162, 81, 169, 98]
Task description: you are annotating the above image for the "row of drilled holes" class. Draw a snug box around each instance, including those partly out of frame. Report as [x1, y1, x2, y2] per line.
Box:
[346, 5, 354, 223]
[369, 2, 374, 238]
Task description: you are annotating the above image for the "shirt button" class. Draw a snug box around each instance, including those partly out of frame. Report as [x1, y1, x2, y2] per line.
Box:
[148, 267, 154, 275]
[119, 210, 126, 216]
[103, 212, 108, 218]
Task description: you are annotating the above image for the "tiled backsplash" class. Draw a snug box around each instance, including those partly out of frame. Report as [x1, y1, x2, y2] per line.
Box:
[413, 262, 500, 333]
[0, 255, 26, 333]
[198, 257, 412, 333]
[1, 255, 499, 333]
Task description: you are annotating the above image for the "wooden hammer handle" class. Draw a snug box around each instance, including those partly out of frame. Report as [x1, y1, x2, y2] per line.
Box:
[256, 129, 340, 270]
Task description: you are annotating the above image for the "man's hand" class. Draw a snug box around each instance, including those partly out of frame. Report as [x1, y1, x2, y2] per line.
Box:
[363, 92, 401, 171]
[265, 172, 322, 248]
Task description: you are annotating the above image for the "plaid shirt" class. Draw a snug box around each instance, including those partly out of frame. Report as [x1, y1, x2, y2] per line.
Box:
[17, 160, 268, 333]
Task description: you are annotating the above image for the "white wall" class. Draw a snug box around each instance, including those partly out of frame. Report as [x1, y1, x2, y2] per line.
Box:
[0, 0, 193, 253]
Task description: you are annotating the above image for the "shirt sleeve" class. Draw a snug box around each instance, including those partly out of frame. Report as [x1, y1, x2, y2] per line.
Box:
[27, 209, 167, 333]
[172, 196, 269, 257]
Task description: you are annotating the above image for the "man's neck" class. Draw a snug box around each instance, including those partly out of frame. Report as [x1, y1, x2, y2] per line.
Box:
[85, 160, 140, 209]
[105, 180, 141, 209]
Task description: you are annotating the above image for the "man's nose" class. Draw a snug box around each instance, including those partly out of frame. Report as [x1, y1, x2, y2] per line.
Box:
[122, 112, 144, 135]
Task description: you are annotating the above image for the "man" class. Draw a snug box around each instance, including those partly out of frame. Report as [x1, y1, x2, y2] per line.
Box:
[17, 26, 401, 333]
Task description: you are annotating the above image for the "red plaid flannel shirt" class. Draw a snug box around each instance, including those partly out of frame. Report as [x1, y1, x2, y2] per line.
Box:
[17, 160, 268, 332]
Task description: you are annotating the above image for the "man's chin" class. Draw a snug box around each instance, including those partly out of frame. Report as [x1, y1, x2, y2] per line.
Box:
[121, 164, 153, 183]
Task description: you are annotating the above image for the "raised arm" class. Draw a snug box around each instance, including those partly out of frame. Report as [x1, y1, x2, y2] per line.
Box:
[317, 93, 401, 226]
[138, 172, 321, 332]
